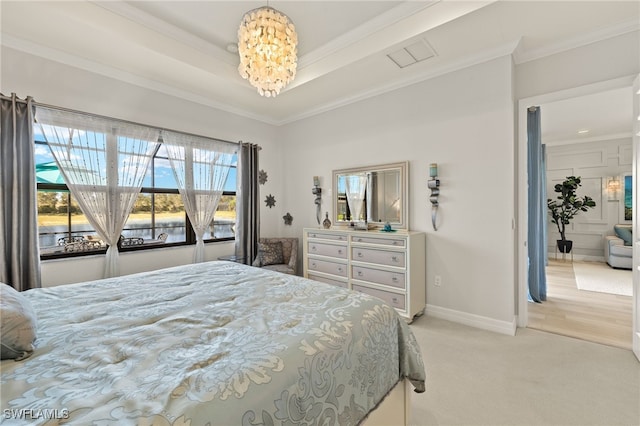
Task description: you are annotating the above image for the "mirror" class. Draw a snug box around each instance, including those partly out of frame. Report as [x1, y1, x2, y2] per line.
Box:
[333, 161, 408, 229]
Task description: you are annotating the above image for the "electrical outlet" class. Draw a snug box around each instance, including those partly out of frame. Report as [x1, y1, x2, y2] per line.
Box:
[434, 275, 442, 287]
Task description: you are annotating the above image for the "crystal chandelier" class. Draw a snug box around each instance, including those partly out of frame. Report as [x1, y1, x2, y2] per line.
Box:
[237, 6, 298, 97]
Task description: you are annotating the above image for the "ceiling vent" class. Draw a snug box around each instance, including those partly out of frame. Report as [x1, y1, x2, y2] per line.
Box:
[387, 39, 436, 68]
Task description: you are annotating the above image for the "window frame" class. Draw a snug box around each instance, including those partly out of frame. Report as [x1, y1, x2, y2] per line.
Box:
[35, 139, 237, 260]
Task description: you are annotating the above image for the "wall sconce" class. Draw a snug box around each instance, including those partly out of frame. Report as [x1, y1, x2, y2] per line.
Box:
[312, 176, 322, 224]
[607, 177, 621, 201]
[428, 163, 440, 231]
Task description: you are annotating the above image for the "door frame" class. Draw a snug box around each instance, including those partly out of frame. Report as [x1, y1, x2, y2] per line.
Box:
[516, 75, 637, 330]
[632, 74, 639, 361]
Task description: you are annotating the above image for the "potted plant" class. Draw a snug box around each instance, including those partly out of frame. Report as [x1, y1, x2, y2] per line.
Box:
[547, 176, 596, 253]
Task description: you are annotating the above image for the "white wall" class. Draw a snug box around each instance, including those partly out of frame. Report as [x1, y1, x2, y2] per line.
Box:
[278, 56, 516, 331]
[40, 243, 233, 287]
[546, 138, 633, 260]
[4, 26, 637, 332]
[1, 46, 283, 286]
[515, 32, 640, 101]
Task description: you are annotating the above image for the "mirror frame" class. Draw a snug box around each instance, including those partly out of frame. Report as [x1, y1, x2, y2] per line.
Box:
[332, 161, 409, 229]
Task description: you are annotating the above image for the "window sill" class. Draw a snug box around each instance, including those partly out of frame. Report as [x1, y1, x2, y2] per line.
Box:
[40, 238, 235, 261]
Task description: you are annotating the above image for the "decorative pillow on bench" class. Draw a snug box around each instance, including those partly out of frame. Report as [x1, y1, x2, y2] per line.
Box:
[614, 225, 633, 246]
[1, 283, 37, 361]
[254, 241, 284, 266]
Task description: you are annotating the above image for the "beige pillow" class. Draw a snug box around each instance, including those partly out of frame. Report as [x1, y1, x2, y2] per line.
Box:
[1, 283, 37, 360]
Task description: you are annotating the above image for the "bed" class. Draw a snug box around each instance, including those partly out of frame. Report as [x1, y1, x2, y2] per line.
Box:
[1, 261, 425, 425]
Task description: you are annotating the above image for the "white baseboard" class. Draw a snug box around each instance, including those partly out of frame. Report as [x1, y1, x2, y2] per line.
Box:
[425, 304, 517, 336]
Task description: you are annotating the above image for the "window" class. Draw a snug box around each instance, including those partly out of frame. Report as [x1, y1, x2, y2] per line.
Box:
[36, 138, 238, 259]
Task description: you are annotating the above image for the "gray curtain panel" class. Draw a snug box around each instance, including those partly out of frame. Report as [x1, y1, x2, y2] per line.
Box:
[234, 142, 260, 265]
[0, 94, 41, 290]
[527, 106, 547, 302]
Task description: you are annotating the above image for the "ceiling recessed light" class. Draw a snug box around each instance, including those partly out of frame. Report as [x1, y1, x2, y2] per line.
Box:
[577, 129, 590, 134]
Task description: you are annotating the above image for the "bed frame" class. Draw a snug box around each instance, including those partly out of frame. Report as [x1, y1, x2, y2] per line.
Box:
[362, 379, 412, 425]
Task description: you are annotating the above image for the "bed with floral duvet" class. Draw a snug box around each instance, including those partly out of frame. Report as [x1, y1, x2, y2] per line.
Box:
[0, 261, 425, 425]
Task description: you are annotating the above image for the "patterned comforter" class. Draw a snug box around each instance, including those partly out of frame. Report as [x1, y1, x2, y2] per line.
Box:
[1, 261, 425, 425]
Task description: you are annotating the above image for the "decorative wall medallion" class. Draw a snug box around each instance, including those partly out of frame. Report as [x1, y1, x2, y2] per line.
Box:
[259, 170, 268, 185]
[283, 212, 293, 225]
[265, 194, 276, 208]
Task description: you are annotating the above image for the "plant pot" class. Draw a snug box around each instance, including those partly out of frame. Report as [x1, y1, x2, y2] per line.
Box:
[556, 239, 573, 253]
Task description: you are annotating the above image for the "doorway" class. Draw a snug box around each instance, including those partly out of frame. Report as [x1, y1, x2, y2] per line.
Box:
[517, 77, 636, 350]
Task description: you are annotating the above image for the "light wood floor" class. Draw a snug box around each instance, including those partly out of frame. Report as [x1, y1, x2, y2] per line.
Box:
[527, 259, 633, 350]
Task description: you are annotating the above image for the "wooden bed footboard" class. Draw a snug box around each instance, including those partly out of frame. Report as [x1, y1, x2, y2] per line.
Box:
[362, 379, 412, 425]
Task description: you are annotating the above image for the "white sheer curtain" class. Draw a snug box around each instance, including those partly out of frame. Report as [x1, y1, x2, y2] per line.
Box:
[345, 173, 368, 222]
[163, 131, 236, 263]
[35, 107, 160, 278]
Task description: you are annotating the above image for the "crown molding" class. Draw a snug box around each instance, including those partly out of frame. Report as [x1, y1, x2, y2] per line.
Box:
[277, 40, 520, 126]
[90, 0, 237, 67]
[512, 18, 640, 65]
[2, 35, 279, 126]
[297, 1, 437, 69]
[289, 0, 496, 90]
[4, 1, 636, 128]
[544, 132, 633, 147]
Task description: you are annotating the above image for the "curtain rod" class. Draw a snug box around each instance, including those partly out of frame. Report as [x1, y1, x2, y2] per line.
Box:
[2, 92, 250, 148]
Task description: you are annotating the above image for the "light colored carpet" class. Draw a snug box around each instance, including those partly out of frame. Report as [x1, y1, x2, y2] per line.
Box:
[409, 316, 639, 426]
[573, 261, 632, 296]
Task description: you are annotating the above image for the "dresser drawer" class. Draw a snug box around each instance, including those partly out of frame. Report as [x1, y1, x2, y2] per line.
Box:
[306, 231, 348, 242]
[351, 235, 406, 248]
[351, 247, 406, 268]
[307, 258, 348, 277]
[353, 284, 406, 310]
[308, 273, 348, 288]
[352, 266, 405, 289]
[303, 227, 425, 322]
[307, 242, 347, 259]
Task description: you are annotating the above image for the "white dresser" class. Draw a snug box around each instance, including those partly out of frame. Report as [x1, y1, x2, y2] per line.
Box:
[303, 227, 426, 322]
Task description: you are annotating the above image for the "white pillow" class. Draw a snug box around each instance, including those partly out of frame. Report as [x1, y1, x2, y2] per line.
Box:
[1, 283, 37, 360]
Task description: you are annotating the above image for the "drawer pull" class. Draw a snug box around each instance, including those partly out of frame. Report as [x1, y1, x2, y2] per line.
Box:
[337, 267, 343, 272]
[392, 276, 398, 282]
[392, 241, 398, 245]
[391, 256, 399, 262]
[357, 252, 363, 258]
[311, 262, 317, 267]
[392, 297, 398, 303]
[357, 238, 363, 242]
[338, 249, 343, 254]
[311, 245, 317, 251]
[357, 271, 363, 277]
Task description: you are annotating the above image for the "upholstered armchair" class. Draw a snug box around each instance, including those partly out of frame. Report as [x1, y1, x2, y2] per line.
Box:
[605, 224, 632, 269]
[252, 237, 298, 275]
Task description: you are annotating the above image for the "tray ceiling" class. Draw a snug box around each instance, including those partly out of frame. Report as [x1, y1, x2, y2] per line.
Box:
[1, 0, 638, 133]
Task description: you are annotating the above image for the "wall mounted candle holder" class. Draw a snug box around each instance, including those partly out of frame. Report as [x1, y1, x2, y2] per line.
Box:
[312, 176, 322, 224]
[428, 163, 440, 231]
